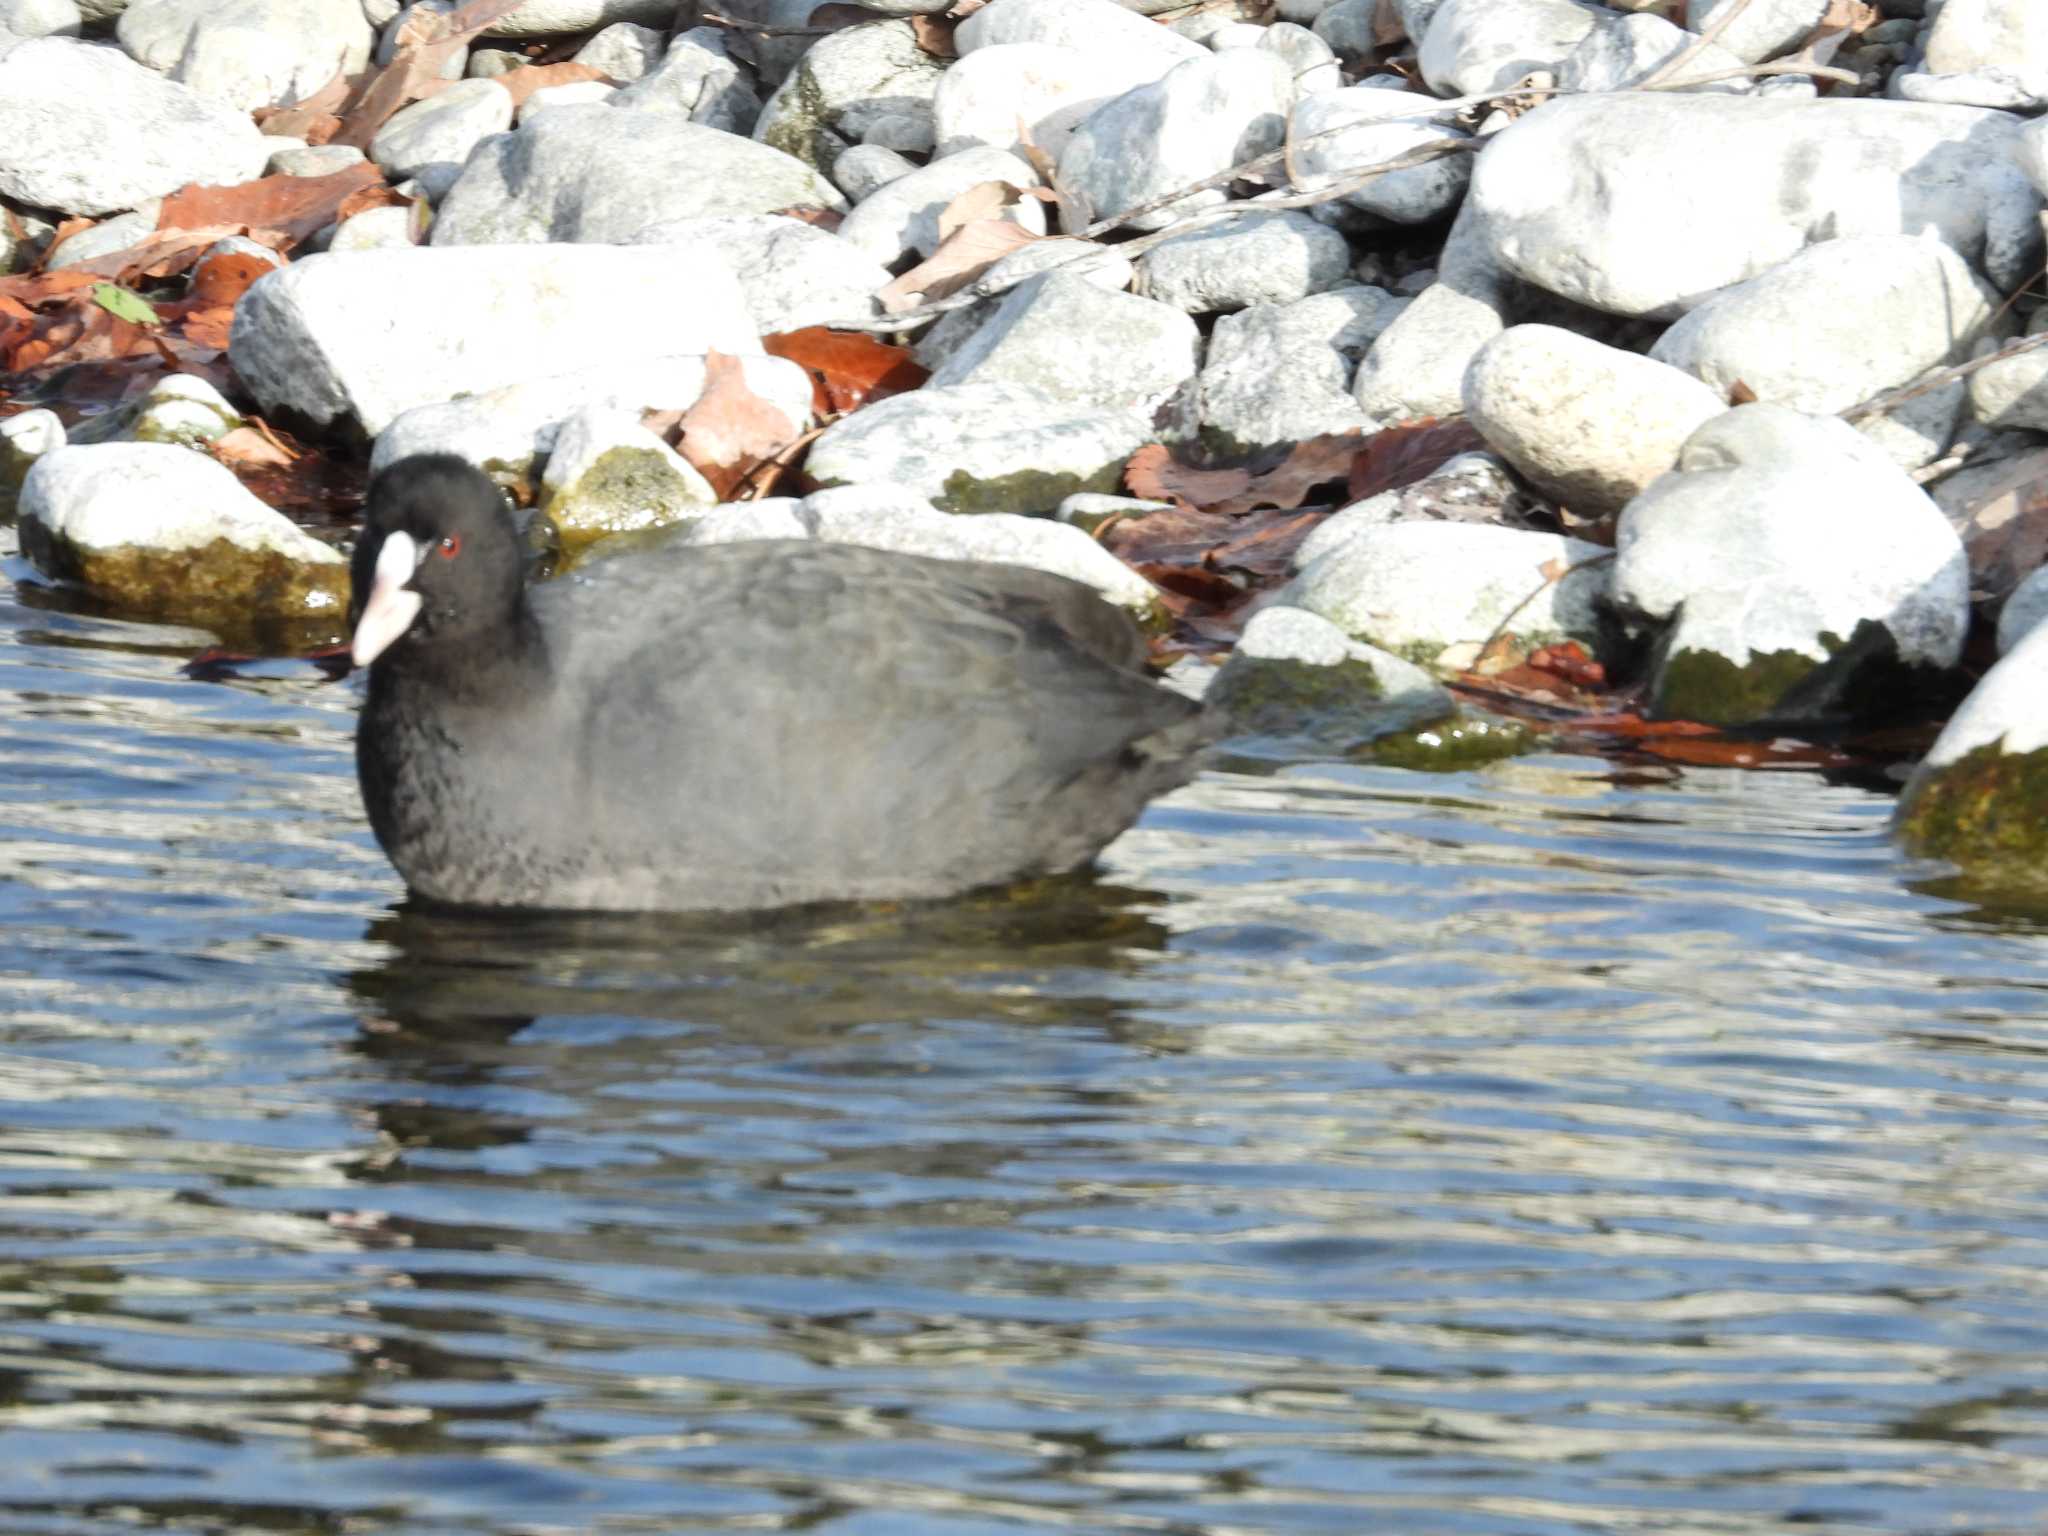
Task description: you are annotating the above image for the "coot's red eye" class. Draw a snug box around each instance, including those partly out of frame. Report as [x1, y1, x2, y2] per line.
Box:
[437, 534, 461, 559]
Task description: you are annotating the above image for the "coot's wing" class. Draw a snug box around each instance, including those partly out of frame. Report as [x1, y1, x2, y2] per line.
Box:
[533, 540, 1203, 901]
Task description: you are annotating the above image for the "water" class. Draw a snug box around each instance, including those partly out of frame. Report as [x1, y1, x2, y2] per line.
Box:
[6, 528, 2048, 1535]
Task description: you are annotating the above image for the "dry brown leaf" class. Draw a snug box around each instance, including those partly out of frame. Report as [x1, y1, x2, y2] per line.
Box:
[1728, 378, 1759, 405]
[254, 71, 354, 142]
[936, 180, 1024, 243]
[877, 218, 1041, 312]
[1346, 416, 1488, 501]
[910, 14, 959, 55]
[211, 425, 300, 470]
[331, 0, 530, 150]
[678, 349, 804, 500]
[1956, 447, 2048, 601]
[1370, 0, 1406, 47]
[1126, 436, 1365, 519]
[493, 60, 609, 110]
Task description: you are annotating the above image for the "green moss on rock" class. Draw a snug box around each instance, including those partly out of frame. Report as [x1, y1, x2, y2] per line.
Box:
[1356, 713, 1535, 771]
[19, 520, 349, 648]
[934, 460, 1126, 516]
[1210, 654, 1451, 740]
[543, 445, 713, 551]
[1896, 739, 2048, 886]
[1653, 642, 1828, 727]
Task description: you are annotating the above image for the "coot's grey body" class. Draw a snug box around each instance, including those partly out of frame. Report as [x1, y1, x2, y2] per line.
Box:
[351, 457, 1210, 912]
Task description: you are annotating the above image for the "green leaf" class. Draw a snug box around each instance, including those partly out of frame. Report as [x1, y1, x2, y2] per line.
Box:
[90, 283, 159, 327]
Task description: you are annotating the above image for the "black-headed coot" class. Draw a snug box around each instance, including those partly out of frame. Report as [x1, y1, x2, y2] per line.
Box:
[349, 453, 1212, 911]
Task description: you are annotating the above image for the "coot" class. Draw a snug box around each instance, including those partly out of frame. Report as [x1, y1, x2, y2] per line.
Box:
[349, 454, 1212, 912]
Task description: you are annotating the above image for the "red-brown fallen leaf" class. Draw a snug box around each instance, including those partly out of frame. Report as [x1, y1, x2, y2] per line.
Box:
[1727, 378, 1759, 406]
[1345, 415, 1488, 501]
[769, 206, 844, 231]
[331, 0, 529, 150]
[1126, 434, 1364, 518]
[186, 247, 279, 308]
[158, 165, 386, 249]
[677, 349, 805, 500]
[334, 182, 412, 226]
[762, 326, 927, 416]
[1528, 641, 1607, 689]
[0, 268, 101, 309]
[493, 60, 608, 110]
[254, 71, 354, 143]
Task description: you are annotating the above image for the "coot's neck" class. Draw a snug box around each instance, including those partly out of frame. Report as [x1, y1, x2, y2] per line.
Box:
[370, 605, 550, 707]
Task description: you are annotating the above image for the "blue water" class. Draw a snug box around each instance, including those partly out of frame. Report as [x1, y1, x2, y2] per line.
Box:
[6, 528, 2048, 1535]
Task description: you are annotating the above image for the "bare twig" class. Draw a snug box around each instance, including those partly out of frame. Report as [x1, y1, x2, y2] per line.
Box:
[1843, 330, 2048, 423]
[1472, 554, 1617, 663]
[1635, 0, 1754, 89]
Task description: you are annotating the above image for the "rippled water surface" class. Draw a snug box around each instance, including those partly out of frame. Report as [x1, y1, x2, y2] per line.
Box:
[6, 530, 2048, 1536]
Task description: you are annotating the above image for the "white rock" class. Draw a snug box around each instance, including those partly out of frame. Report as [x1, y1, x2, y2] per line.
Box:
[1465, 324, 1728, 516]
[1417, 0, 1602, 96]
[957, 0, 1206, 75]
[926, 271, 1200, 413]
[833, 143, 918, 201]
[370, 354, 816, 487]
[117, 0, 371, 111]
[1058, 50, 1293, 233]
[1209, 604, 1454, 735]
[1294, 452, 1520, 566]
[2020, 117, 2048, 201]
[1468, 93, 2042, 317]
[1311, 0, 1383, 58]
[714, 483, 1163, 614]
[232, 244, 762, 438]
[1685, 0, 1828, 64]
[1198, 285, 1405, 452]
[46, 203, 160, 269]
[268, 142, 365, 176]
[476, 0, 673, 37]
[1139, 210, 1352, 313]
[0, 408, 64, 512]
[1649, 234, 1999, 461]
[432, 104, 844, 245]
[0, 0, 81, 59]
[1997, 563, 2048, 654]
[610, 27, 759, 130]
[1969, 328, 2048, 433]
[677, 499, 810, 543]
[1352, 209, 1510, 422]
[0, 37, 271, 216]
[1286, 520, 1612, 663]
[630, 214, 887, 332]
[1918, 0, 2048, 110]
[327, 204, 416, 250]
[1258, 22, 1343, 96]
[836, 145, 1044, 268]
[910, 240, 1135, 370]
[753, 19, 944, 174]
[120, 372, 240, 446]
[370, 77, 513, 201]
[806, 380, 1155, 515]
[520, 80, 616, 120]
[1559, 11, 1749, 93]
[573, 20, 663, 80]
[540, 406, 717, 546]
[860, 111, 932, 154]
[930, 42, 1133, 159]
[1290, 85, 1473, 227]
[1613, 406, 1969, 720]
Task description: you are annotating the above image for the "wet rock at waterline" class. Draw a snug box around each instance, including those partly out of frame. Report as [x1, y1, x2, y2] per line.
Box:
[229, 244, 760, 439]
[17, 444, 347, 635]
[0, 409, 64, 519]
[1895, 619, 2048, 887]
[805, 382, 1156, 517]
[539, 407, 721, 551]
[1208, 605, 1455, 741]
[1611, 407, 1969, 728]
[1283, 521, 1613, 669]
[67, 372, 243, 449]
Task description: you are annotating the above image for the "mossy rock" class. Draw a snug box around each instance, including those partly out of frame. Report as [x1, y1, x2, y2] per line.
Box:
[1354, 712, 1537, 771]
[1651, 619, 1957, 728]
[1896, 739, 2048, 889]
[542, 445, 715, 552]
[932, 459, 1128, 516]
[19, 520, 349, 648]
[1210, 654, 1451, 741]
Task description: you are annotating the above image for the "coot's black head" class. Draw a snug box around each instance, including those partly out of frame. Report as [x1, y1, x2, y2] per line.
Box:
[350, 454, 526, 669]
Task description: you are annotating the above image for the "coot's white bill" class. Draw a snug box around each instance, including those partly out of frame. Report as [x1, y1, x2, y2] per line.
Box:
[351, 531, 424, 668]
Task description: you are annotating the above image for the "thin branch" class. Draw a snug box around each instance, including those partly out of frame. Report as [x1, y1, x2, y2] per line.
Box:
[1473, 554, 1618, 662]
[1843, 330, 2048, 423]
[1635, 0, 1754, 89]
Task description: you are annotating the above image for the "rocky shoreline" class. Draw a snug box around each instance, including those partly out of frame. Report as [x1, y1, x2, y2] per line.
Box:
[2, 0, 2047, 886]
